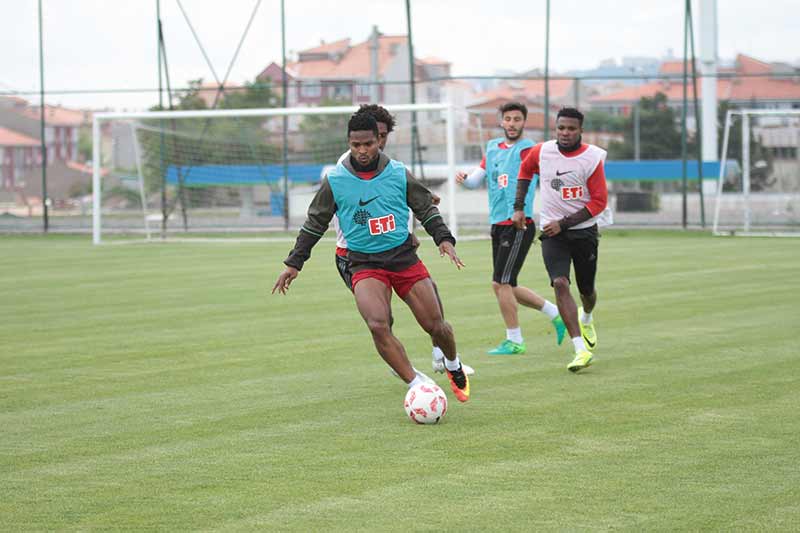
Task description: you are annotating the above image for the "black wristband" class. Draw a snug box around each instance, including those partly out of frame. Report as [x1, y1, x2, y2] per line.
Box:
[514, 179, 532, 211]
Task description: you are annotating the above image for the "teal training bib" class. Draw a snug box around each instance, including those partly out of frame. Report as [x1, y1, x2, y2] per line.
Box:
[328, 159, 410, 253]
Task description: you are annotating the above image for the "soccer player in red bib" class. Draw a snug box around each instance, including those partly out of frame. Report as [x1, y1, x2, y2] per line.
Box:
[512, 107, 608, 372]
[456, 102, 566, 355]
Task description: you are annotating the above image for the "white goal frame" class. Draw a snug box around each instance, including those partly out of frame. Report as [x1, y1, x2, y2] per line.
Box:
[712, 108, 800, 237]
[92, 103, 459, 244]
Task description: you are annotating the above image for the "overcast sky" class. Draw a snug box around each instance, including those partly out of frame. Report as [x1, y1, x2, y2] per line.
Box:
[2, 0, 798, 110]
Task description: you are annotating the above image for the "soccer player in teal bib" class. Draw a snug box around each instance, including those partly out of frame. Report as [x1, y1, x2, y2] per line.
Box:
[456, 102, 566, 355]
[273, 113, 472, 403]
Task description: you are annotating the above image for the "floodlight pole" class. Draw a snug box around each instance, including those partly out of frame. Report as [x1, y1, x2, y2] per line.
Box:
[687, 2, 706, 227]
[281, 0, 289, 231]
[633, 101, 640, 161]
[681, 0, 689, 228]
[38, 0, 48, 232]
[405, 0, 419, 176]
[544, 0, 551, 140]
[157, 0, 167, 237]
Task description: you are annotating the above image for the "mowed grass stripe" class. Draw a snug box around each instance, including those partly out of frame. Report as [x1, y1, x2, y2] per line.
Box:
[1, 232, 798, 530]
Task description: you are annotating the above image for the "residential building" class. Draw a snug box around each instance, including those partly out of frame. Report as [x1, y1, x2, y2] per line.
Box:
[255, 28, 476, 163]
[0, 126, 40, 191]
[589, 54, 800, 117]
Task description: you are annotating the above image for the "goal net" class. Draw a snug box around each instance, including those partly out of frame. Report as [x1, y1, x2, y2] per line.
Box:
[712, 109, 800, 236]
[91, 103, 465, 243]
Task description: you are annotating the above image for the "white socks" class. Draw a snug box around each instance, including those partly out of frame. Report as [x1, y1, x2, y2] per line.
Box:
[581, 310, 593, 325]
[541, 300, 559, 320]
[408, 374, 424, 388]
[572, 336, 587, 353]
[444, 355, 462, 372]
[506, 327, 523, 344]
[432, 346, 445, 361]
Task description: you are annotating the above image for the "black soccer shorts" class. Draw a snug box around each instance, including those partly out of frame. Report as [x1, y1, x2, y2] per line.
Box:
[491, 221, 536, 287]
[540, 224, 599, 296]
[335, 254, 353, 291]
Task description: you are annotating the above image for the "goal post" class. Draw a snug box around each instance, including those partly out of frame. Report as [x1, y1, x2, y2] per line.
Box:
[91, 103, 460, 244]
[712, 108, 800, 236]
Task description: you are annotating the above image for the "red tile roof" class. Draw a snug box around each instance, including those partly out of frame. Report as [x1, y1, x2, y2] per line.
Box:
[0, 127, 39, 147]
[659, 60, 697, 75]
[287, 35, 408, 79]
[735, 54, 773, 75]
[472, 79, 575, 105]
[590, 76, 800, 103]
[300, 38, 351, 55]
[15, 105, 88, 126]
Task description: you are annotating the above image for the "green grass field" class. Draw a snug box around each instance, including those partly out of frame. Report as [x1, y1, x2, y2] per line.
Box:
[1, 231, 798, 531]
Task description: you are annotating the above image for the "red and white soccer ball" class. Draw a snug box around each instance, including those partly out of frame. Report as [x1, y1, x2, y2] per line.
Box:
[404, 383, 448, 424]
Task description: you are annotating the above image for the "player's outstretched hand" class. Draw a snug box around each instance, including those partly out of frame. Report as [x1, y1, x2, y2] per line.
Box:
[455, 171, 468, 184]
[438, 241, 464, 270]
[511, 210, 527, 230]
[272, 266, 299, 295]
[431, 193, 441, 206]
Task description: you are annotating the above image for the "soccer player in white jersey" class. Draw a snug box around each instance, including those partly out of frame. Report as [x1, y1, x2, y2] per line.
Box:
[512, 107, 608, 372]
[456, 101, 566, 356]
[331, 105, 473, 376]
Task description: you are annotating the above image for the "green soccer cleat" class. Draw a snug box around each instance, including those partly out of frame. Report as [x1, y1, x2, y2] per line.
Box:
[578, 307, 597, 350]
[487, 339, 526, 355]
[567, 350, 594, 373]
[552, 315, 567, 345]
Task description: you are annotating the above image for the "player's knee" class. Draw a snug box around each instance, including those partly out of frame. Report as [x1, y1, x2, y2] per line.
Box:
[366, 318, 392, 338]
[430, 318, 452, 340]
[491, 281, 502, 294]
[552, 277, 570, 292]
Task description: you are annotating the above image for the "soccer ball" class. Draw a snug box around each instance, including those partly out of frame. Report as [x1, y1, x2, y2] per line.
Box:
[404, 383, 448, 424]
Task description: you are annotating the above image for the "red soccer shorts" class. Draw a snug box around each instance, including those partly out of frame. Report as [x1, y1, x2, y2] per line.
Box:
[351, 260, 431, 298]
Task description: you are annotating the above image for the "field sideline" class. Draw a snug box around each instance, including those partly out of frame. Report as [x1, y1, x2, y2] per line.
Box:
[1, 231, 798, 531]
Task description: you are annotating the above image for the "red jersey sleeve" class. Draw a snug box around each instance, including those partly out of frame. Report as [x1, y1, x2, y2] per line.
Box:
[517, 144, 541, 181]
[585, 161, 608, 216]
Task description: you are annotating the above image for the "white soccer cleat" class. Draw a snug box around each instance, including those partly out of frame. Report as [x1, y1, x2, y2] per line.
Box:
[432, 347, 446, 373]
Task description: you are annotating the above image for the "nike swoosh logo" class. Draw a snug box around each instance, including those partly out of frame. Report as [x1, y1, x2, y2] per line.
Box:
[358, 196, 379, 206]
[582, 334, 596, 349]
[556, 170, 572, 176]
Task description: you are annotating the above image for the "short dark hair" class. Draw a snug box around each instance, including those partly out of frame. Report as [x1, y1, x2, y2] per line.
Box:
[357, 104, 396, 133]
[499, 101, 528, 120]
[347, 113, 379, 137]
[557, 107, 584, 125]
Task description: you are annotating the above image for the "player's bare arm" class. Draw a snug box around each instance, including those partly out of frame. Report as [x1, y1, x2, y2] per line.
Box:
[272, 266, 299, 295]
[439, 241, 464, 269]
[512, 176, 533, 230]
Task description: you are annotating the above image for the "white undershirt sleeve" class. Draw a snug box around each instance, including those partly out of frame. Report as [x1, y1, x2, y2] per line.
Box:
[462, 167, 486, 189]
